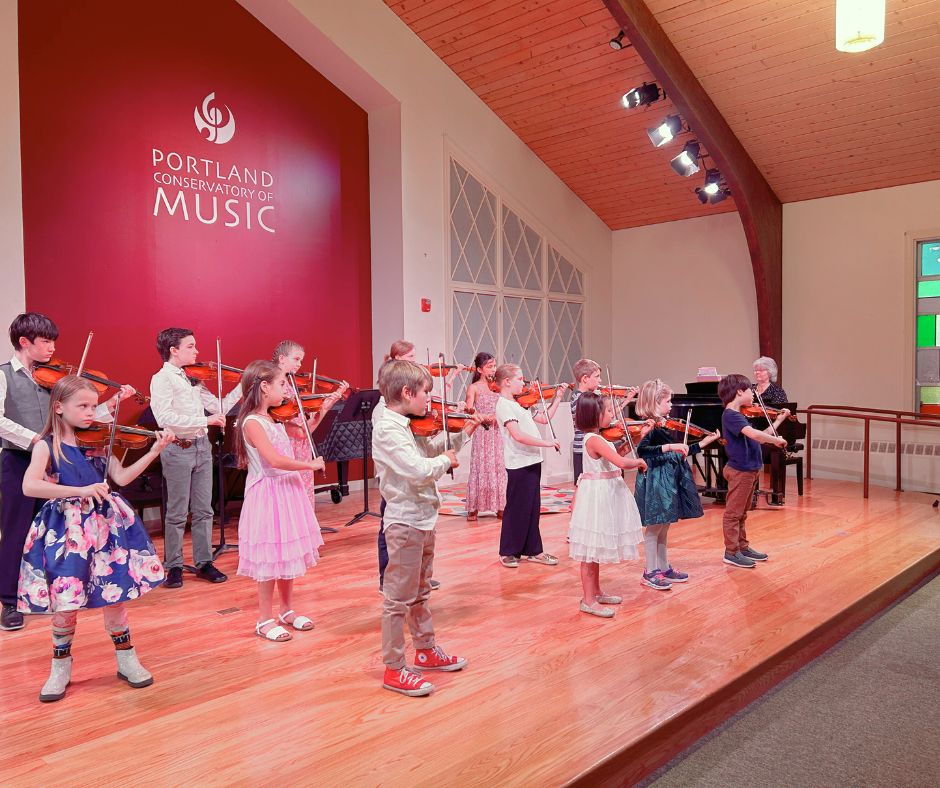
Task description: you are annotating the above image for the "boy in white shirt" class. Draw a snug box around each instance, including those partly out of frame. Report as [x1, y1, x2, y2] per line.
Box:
[371, 359, 483, 696]
[150, 328, 242, 588]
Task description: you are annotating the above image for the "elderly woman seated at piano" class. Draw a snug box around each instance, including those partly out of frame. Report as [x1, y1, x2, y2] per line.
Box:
[752, 357, 788, 405]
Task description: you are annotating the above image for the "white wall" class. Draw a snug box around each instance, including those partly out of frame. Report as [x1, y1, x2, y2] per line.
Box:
[610, 211, 759, 389]
[784, 179, 940, 490]
[240, 0, 614, 379]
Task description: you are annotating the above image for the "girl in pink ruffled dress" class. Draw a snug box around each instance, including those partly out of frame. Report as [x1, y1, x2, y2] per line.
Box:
[235, 361, 324, 642]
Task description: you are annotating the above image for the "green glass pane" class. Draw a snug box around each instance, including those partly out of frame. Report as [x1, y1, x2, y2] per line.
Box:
[921, 387, 940, 405]
[918, 314, 936, 347]
[919, 281, 940, 298]
[922, 243, 940, 276]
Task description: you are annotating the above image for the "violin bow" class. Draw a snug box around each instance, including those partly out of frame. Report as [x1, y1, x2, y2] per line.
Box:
[290, 364, 326, 479]
[438, 352, 454, 477]
[216, 337, 225, 435]
[76, 332, 93, 378]
[535, 377, 561, 453]
[683, 406, 692, 446]
[754, 388, 790, 458]
[101, 393, 120, 493]
[606, 365, 638, 458]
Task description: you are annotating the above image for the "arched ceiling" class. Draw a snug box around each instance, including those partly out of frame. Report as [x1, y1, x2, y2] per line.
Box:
[383, 0, 940, 229]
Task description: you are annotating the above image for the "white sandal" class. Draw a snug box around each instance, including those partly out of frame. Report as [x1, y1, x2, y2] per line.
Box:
[278, 610, 314, 631]
[254, 619, 292, 642]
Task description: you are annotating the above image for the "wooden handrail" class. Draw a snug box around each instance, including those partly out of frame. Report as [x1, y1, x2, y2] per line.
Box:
[800, 405, 940, 499]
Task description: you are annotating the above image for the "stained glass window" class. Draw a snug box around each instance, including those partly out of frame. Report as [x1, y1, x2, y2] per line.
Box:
[915, 240, 940, 410]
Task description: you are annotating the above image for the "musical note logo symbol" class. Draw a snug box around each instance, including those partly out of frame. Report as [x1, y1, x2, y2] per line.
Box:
[194, 93, 235, 144]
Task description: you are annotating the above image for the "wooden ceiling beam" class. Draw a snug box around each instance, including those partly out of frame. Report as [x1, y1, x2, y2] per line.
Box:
[604, 0, 784, 371]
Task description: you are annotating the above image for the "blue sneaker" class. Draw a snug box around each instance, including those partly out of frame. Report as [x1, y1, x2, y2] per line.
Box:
[740, 547, 768, 562]
[660, 565, 689, 583]
[640, 571, 672, 590]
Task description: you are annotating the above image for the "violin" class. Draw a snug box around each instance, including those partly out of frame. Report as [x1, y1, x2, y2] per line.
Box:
[292, 372, 356, 398]
[741, 405, 796, 422]
[268, 393, 333, 423]
[600, 420, 648, 443]
[486, 374, 499, 393]
[183, 361, 243, 383]
[74, 423, 191, 450]
[422, 363, 474, 377]
[408, 411, 476, 438]
[429, 395, 474, 415]
[600, 385, 638, 399]
[657, 417, 727, 446]
[514, 381, 571, 409]
[32, 358, 149, 405]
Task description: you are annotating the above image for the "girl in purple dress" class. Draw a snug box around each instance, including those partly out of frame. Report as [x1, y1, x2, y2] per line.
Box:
[463, 352, 505, 521]
[235, 361, 325, 642]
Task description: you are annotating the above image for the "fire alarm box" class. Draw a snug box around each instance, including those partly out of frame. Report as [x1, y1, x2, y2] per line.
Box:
[421, 298, 431, 312]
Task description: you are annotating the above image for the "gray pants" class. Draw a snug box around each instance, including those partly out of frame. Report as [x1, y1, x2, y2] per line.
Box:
[161, 436, 214, 569]
[382, 523, 436, 670]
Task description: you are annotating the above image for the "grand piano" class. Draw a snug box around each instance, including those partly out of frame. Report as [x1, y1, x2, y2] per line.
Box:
[630, 382, 806, 505]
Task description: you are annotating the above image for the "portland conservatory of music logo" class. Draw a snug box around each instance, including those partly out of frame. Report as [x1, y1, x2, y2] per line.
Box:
[194, 92, 235, 144]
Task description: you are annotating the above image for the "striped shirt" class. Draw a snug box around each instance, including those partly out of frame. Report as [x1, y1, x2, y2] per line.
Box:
[571, 390, 584, 455]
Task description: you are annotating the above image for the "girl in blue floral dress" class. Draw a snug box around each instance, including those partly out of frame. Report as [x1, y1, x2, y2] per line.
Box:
[17, 376, 173, 702]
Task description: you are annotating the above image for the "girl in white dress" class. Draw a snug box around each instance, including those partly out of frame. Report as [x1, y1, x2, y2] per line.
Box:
[568, 391, 649, 618]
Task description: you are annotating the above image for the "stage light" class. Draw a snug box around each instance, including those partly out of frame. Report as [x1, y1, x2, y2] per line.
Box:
[647, 115, 683, 147]
[622, 82, 663, 109]
[609, 30, 632, 51]
[670, 141, 701, 177]
[836, 0, 885, 53]
[695, 170, 729, 205]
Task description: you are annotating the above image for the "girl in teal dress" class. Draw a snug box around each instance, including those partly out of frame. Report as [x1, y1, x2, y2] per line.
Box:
[18, 376, 174, 702]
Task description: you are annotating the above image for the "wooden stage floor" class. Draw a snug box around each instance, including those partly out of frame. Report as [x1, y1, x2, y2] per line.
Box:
[2, 476, 940, 788]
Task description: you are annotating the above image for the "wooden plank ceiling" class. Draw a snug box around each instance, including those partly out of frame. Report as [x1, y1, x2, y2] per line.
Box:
[383, 0, 940, 230]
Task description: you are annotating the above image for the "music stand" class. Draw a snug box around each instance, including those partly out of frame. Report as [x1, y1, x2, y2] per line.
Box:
[212, 418, 238, 560]
[333, 389, 383, 528]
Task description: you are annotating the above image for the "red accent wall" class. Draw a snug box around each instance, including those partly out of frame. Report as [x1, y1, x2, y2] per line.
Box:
[18, 0, 372, 422]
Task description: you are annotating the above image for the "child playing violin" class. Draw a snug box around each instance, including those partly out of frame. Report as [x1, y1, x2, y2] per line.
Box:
[568, 391, 647, 617]
[1, 313, 135, 633]
[272, 340, 349, 512]
[494, 364, 566, 568]
[19, 376, 172, 702]
[372, 360, 483, 696]
[150, 328, 242, 589]
[570, 359, 636, 484]
[634, 379, 721, 590]
[463, 352, 505, 521]
[234, 361, 324, 642]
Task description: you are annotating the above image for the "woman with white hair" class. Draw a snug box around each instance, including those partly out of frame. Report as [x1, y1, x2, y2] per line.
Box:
[752, 357, 788, 405]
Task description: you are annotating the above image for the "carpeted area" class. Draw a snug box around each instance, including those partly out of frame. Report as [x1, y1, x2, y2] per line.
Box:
[640, 570, 940, 788]
[436, 483, 574, 515]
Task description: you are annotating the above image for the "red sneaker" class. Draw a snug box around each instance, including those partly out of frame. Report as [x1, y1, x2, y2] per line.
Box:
[414, 646, 468, 672]
[382, 667, 434, 696]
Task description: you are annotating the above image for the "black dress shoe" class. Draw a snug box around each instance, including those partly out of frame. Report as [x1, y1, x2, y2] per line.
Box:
[1, 603, 24, 631]
[195, 562, 227, 583]
[163, 566, 183, 588]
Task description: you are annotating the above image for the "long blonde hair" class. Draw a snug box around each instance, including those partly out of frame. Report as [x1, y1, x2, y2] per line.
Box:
[40, 376, 98, 464]
[234, 360, 284, 469]
[635, 379, 673, 419]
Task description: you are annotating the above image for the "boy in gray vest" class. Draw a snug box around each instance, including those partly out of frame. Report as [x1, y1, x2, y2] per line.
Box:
[0, 314, 132, 631]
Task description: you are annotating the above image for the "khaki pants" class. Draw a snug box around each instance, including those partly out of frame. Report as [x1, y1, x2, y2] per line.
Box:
[722, 467, 760, 554]
[382, 523, 436, 670]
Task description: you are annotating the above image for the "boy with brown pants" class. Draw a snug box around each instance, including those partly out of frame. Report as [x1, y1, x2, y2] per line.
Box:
[718, 374, 788, 568]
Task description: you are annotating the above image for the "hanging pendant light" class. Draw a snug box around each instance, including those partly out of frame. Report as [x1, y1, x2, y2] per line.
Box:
[835, 0, 885, 53]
